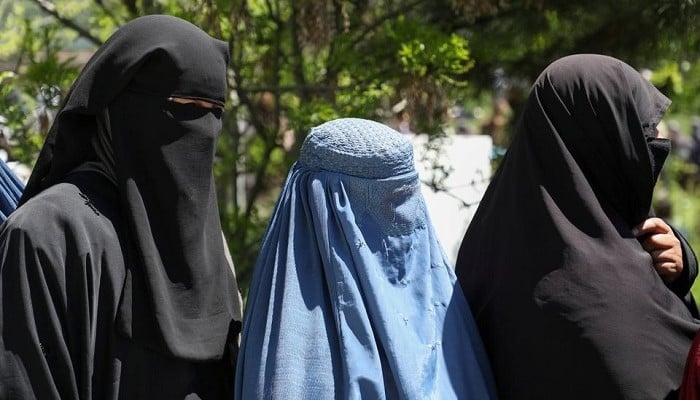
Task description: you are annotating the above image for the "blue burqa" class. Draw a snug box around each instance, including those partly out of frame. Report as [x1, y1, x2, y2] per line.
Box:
[235, 118, 496, 399]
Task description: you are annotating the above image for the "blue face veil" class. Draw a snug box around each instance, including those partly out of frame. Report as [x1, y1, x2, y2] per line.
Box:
[235, 118, 496, 399]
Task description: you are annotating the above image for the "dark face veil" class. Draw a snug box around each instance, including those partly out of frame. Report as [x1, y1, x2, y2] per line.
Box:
[524, 54, 670, 226]
[21, 15, 239, 361]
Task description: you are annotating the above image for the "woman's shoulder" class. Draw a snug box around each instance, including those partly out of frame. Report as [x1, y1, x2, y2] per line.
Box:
[2, 179, 120, 250]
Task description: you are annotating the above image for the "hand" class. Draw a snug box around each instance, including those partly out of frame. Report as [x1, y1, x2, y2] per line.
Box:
[633, 218, 683, 283]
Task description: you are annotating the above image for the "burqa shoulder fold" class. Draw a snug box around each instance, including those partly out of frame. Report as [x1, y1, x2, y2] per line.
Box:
[235, 118, 496, 399]
[0, 159, 23, 222]
[0, 15, 242, 400]
[456, 54, 700, 399]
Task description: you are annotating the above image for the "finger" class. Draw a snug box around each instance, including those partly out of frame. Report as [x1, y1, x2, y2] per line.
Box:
[639, 233, 680, 251]
[655, 262, 682, 283]
[633, 217, 672, 237]
[654, 262, 679, 272]
[649, 248, 682, 263]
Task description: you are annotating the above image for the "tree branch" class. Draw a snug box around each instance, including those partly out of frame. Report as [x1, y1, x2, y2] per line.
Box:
[350, 0, 427, 49]
[29, 0, 103, 46]
[243, 0, 284, 221]
[237, 83, 334, 94]
[289, 1, 309, 102]
[93, 0, 124, 27]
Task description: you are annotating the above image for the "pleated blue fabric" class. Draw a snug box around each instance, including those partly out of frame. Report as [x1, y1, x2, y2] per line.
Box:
[235, 118, 496, 399]
[0, 160, 23, 222]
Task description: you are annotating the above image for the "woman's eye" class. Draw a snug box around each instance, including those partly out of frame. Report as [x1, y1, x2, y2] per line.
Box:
[164, 102, 213, 120]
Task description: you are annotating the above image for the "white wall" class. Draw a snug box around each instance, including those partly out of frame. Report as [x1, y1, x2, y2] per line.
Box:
[410, 134, 492, 266]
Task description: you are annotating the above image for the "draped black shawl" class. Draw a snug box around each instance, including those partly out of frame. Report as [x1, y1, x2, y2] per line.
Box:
[456, 54, 699, 399]
[20, 14, 241, 361]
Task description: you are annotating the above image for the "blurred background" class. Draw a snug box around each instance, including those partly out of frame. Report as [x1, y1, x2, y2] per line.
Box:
[1, 0, 699, 301]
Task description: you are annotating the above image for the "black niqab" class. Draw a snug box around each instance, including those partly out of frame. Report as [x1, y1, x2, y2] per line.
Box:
[456, 54, 699, 399]
[20, 15, 239, 361]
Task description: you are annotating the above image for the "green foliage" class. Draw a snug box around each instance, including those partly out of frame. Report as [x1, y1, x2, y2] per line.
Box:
[655, 154, 700, 300]
[0, 14, 80, 164]
[397, 32, 472, 82]
[650, 60, 685, 96]
[656, 59, 700, 115]
[3, 0, 700, 299]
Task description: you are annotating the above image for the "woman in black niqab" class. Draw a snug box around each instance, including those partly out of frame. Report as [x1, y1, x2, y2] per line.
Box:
[0, 15, 242, 399]
[455, 54, 700, 399]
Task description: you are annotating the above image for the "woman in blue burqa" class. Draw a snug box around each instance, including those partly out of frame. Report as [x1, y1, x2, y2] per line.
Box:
[0, 15, 242, 399]
[235, 118, 496, 399]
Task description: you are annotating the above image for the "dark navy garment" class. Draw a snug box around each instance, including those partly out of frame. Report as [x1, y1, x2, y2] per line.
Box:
[0, 160, 23, 222]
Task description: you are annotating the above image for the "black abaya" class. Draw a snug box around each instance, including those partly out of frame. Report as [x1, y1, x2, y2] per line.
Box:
[0, 171, 233, 399]
[456, 54, 700, 399]
[0, 14, 241, 400]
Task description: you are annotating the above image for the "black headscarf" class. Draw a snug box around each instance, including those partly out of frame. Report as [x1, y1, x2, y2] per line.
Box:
[20, 15, 240, 361]
[456, 54, 699, 399]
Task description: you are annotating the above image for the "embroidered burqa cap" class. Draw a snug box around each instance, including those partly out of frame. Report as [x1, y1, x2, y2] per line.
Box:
[236, 117, 496, 399]
[456, 54, 700, 399]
